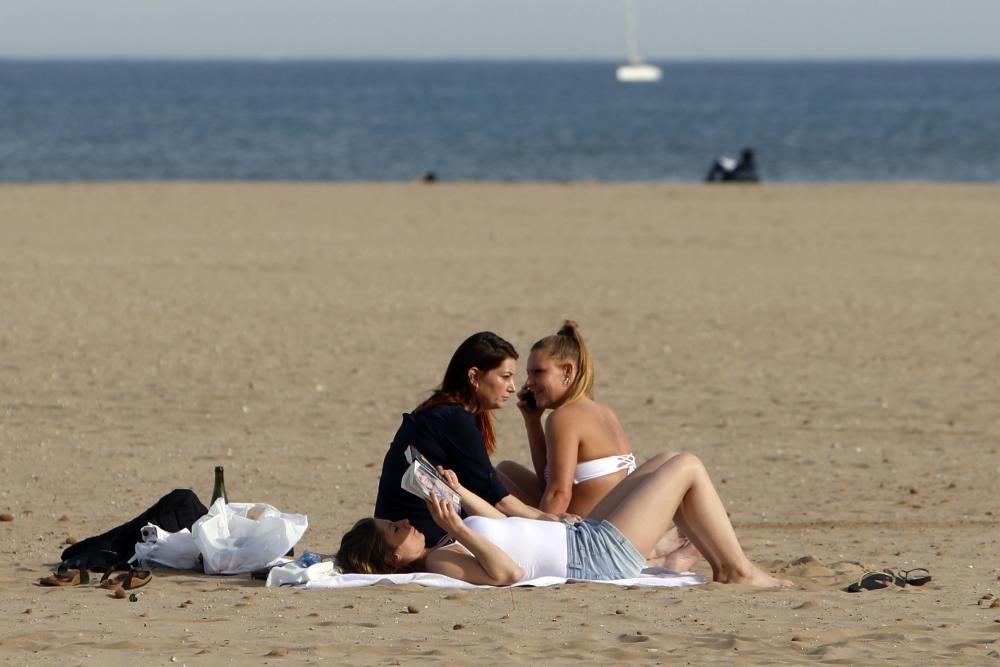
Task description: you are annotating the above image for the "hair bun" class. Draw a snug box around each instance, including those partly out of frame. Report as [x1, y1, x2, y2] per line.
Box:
[557, 320, 580, 336]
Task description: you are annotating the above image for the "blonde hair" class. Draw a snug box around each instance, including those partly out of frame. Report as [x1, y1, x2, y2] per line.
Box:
[530, 320, 595, 406]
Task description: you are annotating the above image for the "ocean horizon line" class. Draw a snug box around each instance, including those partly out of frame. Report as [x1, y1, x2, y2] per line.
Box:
[3, 55, 999, 66]
[3, 178, 996, 187]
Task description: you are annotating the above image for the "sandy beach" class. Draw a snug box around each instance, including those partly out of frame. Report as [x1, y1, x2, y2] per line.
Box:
[2, 182, 999, 665]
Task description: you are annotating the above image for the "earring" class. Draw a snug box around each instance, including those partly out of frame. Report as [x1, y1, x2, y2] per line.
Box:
[563, 376, 570, 385]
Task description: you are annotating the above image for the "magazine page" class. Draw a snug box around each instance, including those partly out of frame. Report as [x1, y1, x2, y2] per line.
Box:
[400, 448, 462, 512]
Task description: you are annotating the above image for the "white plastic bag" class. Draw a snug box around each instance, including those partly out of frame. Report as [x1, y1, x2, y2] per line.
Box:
[192, 499, 308, 575]
[131, 523, 202, 570]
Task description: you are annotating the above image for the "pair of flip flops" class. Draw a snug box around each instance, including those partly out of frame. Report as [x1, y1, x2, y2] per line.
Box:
[845, 568, 932, 592]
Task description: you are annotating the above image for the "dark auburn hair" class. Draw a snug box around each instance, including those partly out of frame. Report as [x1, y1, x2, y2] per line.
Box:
[531, 320, 595, 406]
[334, 518, 394, 575]
[415, 331, 518, 454]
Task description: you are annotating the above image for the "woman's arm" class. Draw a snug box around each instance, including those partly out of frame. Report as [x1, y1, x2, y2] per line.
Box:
[440, 466, 568, 521]
[537, 408, 581, 514]
[520, 408, 548, 483]
[495, 494, 559, 520]
[424, 495, 524, 585]
[437, 467, 507, 519]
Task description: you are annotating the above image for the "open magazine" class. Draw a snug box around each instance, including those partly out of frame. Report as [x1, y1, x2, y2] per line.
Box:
[400, 446, 462, 513]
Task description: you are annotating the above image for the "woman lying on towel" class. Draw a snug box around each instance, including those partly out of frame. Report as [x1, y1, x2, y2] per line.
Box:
[336, 454, 792, 588]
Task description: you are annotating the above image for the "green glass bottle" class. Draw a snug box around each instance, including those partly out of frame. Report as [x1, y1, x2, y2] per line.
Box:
[211, 465, 228, 505]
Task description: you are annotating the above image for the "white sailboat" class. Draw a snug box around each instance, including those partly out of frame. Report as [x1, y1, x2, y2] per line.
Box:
[615, 0, 662, 83]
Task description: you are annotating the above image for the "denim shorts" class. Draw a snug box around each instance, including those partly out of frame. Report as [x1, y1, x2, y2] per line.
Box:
[564, 519, 645, 580]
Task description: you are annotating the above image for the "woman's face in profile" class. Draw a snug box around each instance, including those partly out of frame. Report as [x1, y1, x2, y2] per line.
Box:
[472, 357, 517, 412]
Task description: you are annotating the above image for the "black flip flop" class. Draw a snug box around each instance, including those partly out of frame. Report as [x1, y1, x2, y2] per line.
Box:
[888, 568, 932, 587]
[844, 571, 894, 593]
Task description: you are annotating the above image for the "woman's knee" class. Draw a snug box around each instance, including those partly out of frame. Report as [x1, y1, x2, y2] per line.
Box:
[641, 450, 685, 471]
[665, 452, 707, 478]
[641, 451, 678, 469]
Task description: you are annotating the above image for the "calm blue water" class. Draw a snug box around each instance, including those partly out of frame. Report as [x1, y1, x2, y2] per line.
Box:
[1, 59, 998, 182]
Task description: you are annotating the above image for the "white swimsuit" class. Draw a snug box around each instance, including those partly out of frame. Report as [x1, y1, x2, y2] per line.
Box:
[545, 452, 637, 484]
[461, 516, 568, 581]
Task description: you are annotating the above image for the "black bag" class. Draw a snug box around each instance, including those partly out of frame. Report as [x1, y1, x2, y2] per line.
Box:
[59, 489, 207, 572]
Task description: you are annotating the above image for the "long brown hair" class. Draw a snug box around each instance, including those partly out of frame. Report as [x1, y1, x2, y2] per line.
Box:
[531, 320, 595, 407]
[415, 331, 518, 454]
[334, 518, 397, 575]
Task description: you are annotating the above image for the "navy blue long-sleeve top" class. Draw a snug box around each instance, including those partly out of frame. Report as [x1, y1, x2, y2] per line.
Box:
[374, 404, 509, 547]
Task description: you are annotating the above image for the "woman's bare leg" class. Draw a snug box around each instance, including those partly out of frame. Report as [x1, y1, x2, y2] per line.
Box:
[601, 453, 790, 587]
[588, 452, 701, 570]
[495, 460, 544, 507]
[588, 451, 683, 520]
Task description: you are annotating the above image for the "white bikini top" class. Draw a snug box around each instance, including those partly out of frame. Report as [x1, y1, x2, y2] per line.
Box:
[545, 452, 637, 484]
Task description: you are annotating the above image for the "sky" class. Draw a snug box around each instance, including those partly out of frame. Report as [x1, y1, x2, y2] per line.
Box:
[1, 0, 998, 60]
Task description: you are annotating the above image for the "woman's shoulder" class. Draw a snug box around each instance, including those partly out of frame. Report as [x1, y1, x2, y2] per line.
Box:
[411, 404, 478, 438]
[417, 403, 473, 422]
[549, 397, 604, 423]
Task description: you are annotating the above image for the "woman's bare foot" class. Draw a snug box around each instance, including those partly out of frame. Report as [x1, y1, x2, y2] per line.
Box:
[646, 526, 692, 560]
[661, 541, 702, 573]
[715, 562, 793, 588]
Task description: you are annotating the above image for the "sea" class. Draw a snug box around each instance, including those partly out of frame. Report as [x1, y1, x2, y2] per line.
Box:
[1, 59, 998, 183]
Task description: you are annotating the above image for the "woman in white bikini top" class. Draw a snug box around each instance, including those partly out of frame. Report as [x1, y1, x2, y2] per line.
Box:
[496, 321, 638, 517]
[550, 452, 637, 484]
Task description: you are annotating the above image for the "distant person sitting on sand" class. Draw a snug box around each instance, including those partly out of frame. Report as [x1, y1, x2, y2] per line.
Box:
[705, 148, 759, 183]
[337, 457, 792, 588]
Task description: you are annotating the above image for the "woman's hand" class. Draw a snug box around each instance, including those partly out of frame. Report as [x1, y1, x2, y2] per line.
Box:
[425, 493, 466, 537]
[436, 466, 467, 495]
[516, 385, 543, 419]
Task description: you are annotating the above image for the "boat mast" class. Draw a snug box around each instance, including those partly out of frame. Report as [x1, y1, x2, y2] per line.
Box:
[625, 0, 640, 64]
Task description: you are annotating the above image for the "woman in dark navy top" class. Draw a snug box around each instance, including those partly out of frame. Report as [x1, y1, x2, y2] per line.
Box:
[374, 332, 557, 546]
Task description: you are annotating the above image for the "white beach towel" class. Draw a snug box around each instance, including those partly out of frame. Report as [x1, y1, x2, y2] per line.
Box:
[265, 561, 705, 589]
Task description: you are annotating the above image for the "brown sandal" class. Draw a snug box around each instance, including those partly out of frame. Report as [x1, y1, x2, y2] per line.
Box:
[38, 568, 90, 586]
[99, 563, 152, 590]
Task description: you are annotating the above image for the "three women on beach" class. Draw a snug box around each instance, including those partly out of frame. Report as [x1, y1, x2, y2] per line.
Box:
[356, 323, 789, 588]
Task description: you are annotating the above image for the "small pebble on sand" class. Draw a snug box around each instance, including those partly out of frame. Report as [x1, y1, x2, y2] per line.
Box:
[0, 512, 14, 522]
[452, 624, 464, 630]
[406, 605, 420, 614]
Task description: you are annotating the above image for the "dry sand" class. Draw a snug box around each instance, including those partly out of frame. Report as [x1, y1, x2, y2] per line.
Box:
[2, 182, 999, 665]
